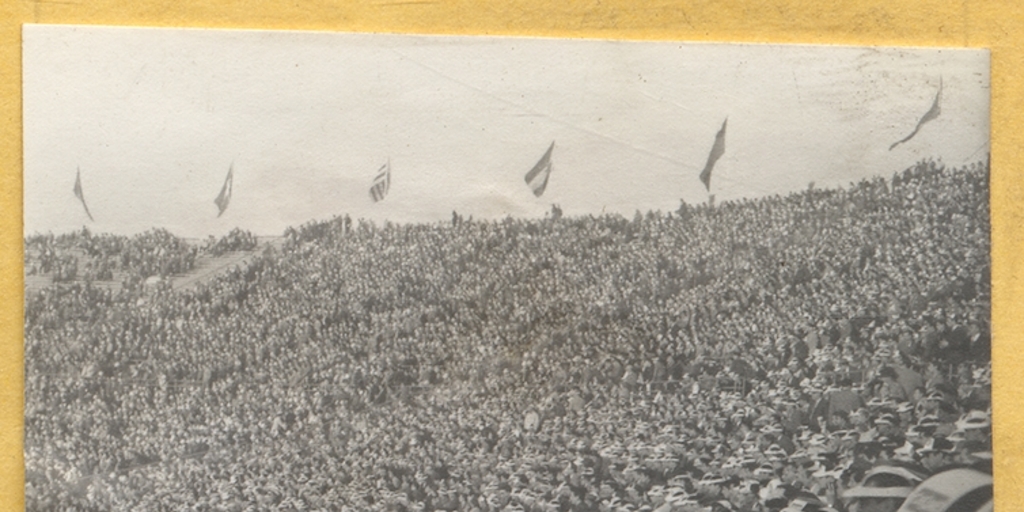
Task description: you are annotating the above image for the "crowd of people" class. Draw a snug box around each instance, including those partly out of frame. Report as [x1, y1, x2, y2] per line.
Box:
[25, 228, 201, 285]
[204, 228, 261, 257]
[25, 227, 267, 294]
[24, 158, 991, 511]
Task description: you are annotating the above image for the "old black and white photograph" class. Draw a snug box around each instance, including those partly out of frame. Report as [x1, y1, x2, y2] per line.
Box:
[23, 25, 991, 512]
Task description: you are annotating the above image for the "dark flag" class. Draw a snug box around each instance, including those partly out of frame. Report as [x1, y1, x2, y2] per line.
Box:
[73, 168, 94, 221]
[214, 164, 234, 217]
[890, 78, 942, 151]
[524, 141, 555, 197]
[699, 118, 727, 191]
[369, 159, 391, 203]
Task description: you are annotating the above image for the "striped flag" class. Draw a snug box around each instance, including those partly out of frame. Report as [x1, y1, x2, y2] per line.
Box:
[214, 164, 234, 217]
[73, 168, 94, 222]
[369, 160, 391, 203]
[890, 78, 942, 151]
[524, 142, 554, 197]
[699, 118, 727, 191]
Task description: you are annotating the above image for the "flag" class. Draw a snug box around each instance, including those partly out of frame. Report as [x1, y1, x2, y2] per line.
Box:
[890, 78, 942, 151]
[214, 164, 234, 217]
[699, 118, 727, 191]
[524, 141, 554, 197]
[369, 159, 391, 203]
[73, 168, 94, 222]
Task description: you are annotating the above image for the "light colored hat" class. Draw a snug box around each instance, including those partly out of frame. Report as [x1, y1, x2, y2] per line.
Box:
[764, 444, 788, 459]
[875, 413, 898, 426]
[754, 463, 775, 478]
[956, 410, 991, 431]
[918, 415, 941, 428]
[699, 473, 728, 485]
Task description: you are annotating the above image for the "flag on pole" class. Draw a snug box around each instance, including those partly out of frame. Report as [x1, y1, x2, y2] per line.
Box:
[699, 118, 727, 191]
[890, 78, 942, 151]
[524, 141, 555, 197]
[369, 159, 391, 203]
[73, 168, 94, 222]
[214, 164, 234, 217]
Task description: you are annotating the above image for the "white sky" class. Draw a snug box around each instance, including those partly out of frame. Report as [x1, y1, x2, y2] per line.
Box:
[23, 25, 989, 238]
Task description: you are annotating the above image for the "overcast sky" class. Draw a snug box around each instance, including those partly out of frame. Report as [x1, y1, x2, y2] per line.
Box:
[23, 25, 989, 238]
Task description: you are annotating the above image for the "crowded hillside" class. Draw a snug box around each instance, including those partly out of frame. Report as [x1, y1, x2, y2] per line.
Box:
[24, 227, 262, 295]
[24, 158, 991, 511]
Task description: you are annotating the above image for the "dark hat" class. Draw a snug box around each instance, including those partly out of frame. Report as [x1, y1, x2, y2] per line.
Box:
[874, 413, 898, 427]
[918, 415, 941, 428]
[918, 437, 956, 455]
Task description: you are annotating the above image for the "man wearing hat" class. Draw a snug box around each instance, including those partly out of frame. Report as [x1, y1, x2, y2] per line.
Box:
[873, 413, 904, 448]
[837, 429, 861, 451]
[895, 402, 915, 431]
[918, 437, 956, 473]
[918, 391, 958, 436]
[849, 408, 877, 442]
[955, 410, 991, 446]
[754, 462, 777, 483]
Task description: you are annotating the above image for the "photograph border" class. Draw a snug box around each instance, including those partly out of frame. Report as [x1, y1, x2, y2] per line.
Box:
[2, 1, 1022, 509]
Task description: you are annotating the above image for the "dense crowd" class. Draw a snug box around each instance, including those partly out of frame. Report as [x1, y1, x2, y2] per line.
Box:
[25, 228, 199, 285]
[204, 228, 261, 257]
[24, 159, 991, 511]
[25, 227, 264, 289]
